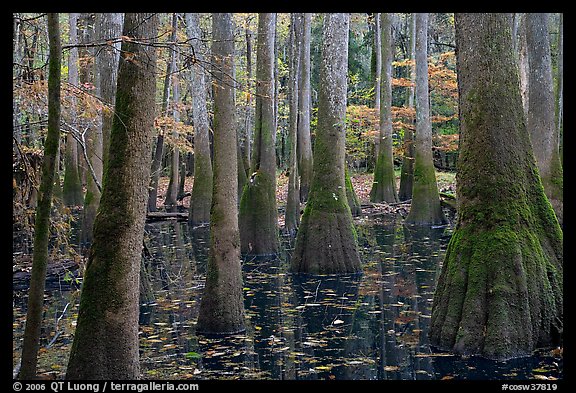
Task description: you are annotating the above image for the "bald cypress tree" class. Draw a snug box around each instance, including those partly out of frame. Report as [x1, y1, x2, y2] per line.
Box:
[404, 13, 446, 226]
[66, 13, 159, 379]
[430, 13, 562, 360]
[291, 13, 361, 275]
[370, 13, 398, 204]
[19, 13, 61, 379]
[186, 13, 213, 226]
[196, 13, 246, 335]
[239, 13, 280, 256]
[525, 13, 563, 225]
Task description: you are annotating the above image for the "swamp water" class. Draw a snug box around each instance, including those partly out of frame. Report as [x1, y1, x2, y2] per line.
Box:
[12, 213, 562, 380]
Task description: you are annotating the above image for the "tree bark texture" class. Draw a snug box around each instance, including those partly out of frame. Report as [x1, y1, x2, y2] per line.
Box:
[186, 13, 213, 226]
[196, 13, 246, 335]
[370, 13, 398, 204]
[430, 13, 563, 360]
[291, 13, 361, 275]
[404, 13, 446, 226]
[66, 13, 159, 379]
[525, 13, 563, 225]
[239, 13, 280, 256]
[19, 13, 61, 380]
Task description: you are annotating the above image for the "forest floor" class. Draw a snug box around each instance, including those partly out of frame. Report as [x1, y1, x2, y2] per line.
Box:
[154, 169, 457, 210]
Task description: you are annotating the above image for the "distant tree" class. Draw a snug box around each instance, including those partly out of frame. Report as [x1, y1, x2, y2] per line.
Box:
[285, 13, 301, 236]
[430, 13, 562, 360]
[19, 12, 61, 379]
[186, 13, 213, 225]
[148, 14, 178, 213]
[66, 13, 159, 379]
[555, 13, 563, 164]
[525, 13, 563, 225]
[398, 13, 416, 202]
[370, 13, 398, 204]
[404, 13, 446, 226]
[196, 13, 246, 335]
[163, 14, 181, 212]
[297, 13, 313, 202]
[62, 13, 83, 206]
[239, 13, 280, 256]
[96, 13, 123, 170]
[291, 13, 361, 274]
[80, 13, 102, 247]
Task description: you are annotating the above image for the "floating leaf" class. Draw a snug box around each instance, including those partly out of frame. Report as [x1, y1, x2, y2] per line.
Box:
[185, 352, 202, 360]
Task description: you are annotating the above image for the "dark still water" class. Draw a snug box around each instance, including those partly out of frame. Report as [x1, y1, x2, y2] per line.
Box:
[12, 213, 563, 380]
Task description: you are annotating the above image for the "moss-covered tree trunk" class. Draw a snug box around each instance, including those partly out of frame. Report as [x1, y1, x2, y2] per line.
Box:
[370, 13, 398, 204]
[186, 13, 213, 226]
[291, 13, 361, 275]
[239, 13, 280, 256]
[63, 13, 83, 207]
[297, 13, 313, 203]
[285, 13, 301, 236]
[196, 13, 246, 335]
[525, 13, 563, 226]
[65, 13, 159, 379]
[430, 13, 563, 360]
[398, 13, 416, 202]
[404, 13, 446, 226]
[19, 13, 61, 379]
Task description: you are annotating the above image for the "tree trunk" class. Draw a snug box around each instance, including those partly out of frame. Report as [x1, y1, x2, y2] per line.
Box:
[285, 13, 301, 236]
[525, 13, 563, 225]
[291, 13, 361, 275]
[96, 13, 123, 171]
[555, 13, 563, 165]
[242, 16, 253, 174]
[164, 14, 181, 212]
[81, 14, 102, 247]
[63, 13, 83, 206]
[239, 13, 280, 257]
[19, 13, 61, 379]
[297, 13, 313, 202]
[370, 13, 398, 204]
[371, 13, 381, 159]
[398, 13, 416, 202]
[430, 13, 563, 360]
[186, 13, 213, 226]
[404, 13, 446, 226]
[65, 13, 158, 379]
[196, 13, 246, 336]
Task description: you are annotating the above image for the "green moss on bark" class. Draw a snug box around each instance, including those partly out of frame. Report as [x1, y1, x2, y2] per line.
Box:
[239, 170, 280, 256]
[430, 13, 563, 361]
